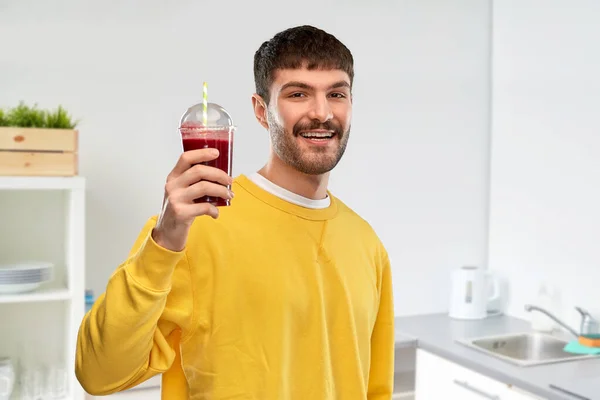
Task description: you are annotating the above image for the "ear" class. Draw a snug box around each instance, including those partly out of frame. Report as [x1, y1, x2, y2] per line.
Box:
[252, 94, 269, 130]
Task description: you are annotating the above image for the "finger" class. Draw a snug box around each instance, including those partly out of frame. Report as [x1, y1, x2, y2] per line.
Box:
[170, 148, 220, 177]
[183, 180, 233, 202]
[173, 201, 219, 220]
[177, 164, 233, 188]
[195, 202, 220, 219]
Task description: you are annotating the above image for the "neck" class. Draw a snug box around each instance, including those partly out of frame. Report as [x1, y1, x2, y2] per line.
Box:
[258, 154, 330, 200]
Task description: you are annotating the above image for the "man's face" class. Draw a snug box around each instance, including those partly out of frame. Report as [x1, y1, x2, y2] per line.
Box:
[258, 66, 352, 175]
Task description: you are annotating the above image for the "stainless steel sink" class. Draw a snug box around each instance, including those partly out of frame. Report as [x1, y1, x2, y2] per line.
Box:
[456, 332, 598, 367]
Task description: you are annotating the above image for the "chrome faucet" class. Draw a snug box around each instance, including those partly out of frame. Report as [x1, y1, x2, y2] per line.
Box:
[524, 304, 579, 337]
[575, 306, 600, 335]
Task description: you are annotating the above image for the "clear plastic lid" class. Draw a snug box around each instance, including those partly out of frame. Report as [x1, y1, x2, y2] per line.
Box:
[179, 102, 235, 130]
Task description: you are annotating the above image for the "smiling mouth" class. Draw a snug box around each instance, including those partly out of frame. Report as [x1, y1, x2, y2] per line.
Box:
[299, 130, 336, 141]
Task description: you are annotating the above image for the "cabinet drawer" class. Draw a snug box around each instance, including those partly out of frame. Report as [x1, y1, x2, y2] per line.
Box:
[416, 349, 506, 400]
[437, 353, 506, 396]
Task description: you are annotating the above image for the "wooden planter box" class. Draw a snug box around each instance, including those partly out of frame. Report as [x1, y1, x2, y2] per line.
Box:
[0, 127, 78, 176]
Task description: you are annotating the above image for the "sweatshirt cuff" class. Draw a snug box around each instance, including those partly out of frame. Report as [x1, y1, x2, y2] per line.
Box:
[126, 231, 186, 291]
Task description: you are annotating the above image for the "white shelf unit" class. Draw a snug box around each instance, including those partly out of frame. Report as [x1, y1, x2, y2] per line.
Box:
[0, 176, 85, 400]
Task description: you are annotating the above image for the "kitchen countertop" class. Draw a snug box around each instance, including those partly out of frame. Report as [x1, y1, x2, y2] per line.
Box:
[394, 331, 417, 349]
[395, 313, 600, 400]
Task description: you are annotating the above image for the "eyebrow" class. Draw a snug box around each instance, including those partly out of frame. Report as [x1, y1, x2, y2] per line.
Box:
[280, 80, 351, 92]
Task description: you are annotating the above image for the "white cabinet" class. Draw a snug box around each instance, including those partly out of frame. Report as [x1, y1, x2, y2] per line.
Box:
[414, 349, 455, 399]
[0, 177, 86, 400]
[415, 349, 542, 400]
[415, 349, 505, 399]
[504, 387, 543, 400]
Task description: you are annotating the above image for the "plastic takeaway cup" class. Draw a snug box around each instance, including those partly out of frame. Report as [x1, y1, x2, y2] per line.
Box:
[179, 102, 236, 207]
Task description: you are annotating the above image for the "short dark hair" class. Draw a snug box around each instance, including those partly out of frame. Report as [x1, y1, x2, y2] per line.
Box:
[253, 25, 354, 105]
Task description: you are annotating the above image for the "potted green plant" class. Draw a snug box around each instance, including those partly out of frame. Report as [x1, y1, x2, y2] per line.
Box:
[0, 102, 79, 176]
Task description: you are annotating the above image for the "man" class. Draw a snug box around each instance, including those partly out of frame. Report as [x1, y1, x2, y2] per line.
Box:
[75, 25, 394, 399]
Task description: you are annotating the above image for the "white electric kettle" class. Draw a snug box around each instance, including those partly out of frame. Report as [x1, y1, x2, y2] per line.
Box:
[449, 266, 500, 320]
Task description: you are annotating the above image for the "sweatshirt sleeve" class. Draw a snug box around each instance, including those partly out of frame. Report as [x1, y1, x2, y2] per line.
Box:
[75, 216, 194, 395]
[367, 249, 395, 400]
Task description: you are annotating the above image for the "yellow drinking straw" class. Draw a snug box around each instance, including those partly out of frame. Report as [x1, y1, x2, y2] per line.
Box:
[203, 81, 208, 126]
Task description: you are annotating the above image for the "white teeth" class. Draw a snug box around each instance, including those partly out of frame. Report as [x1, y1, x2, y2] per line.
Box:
[300, 132, 333, 138]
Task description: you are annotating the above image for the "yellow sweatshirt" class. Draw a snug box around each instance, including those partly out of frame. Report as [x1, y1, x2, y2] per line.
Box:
[76, 174, 395, 399]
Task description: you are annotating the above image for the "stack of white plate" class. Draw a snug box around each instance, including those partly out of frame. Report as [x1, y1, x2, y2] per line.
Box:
[0, 262, 53, 294]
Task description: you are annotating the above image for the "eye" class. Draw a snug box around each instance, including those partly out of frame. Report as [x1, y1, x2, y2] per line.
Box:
[289, 92, 306, 98]
[329, 92, 347, 99]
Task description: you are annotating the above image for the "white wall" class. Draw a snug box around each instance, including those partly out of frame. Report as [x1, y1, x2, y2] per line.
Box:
[0, 0, 491, 317]
[488, 0, 600, 330]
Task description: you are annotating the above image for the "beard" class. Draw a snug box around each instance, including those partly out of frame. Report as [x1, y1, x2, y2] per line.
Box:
[267, 112, 350, 175]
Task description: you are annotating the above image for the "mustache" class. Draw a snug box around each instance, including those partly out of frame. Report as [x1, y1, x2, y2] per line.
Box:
[292, 120, 344, 137]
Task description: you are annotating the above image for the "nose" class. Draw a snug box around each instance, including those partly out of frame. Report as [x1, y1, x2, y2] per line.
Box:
[307, 95, 333, 123]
